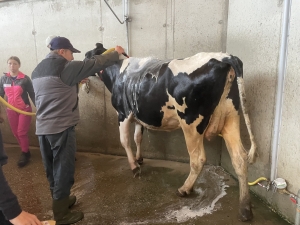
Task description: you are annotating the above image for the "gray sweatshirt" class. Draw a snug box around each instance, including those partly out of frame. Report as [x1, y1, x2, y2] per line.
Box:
[32, 51, 120, 135]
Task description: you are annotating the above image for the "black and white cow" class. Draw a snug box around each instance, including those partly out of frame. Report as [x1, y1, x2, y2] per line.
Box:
[87, 45, 257, 221]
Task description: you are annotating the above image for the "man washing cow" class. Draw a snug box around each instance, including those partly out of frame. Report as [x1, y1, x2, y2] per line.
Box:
[31, 36, 125, 225]
[86, 44, 257, 222]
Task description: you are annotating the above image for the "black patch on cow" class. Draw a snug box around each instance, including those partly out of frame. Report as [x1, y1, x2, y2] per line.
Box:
[141, 126, 144, 134]
[131, 62, 171, 126]
[85, 43, 107, 59]
[222, 55, 243, 78]
[167, 106, 175, 110]
[103, 58, 169, 125]
[168, 59, 230, 134]
[227, 75, 240, 111]
[222, 55, 243, 111]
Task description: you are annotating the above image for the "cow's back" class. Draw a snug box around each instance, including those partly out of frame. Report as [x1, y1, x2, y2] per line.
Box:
[112, 53, 238, 134]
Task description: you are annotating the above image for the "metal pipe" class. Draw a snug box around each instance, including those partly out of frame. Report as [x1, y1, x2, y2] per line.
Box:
[103, 0, 130, 54]
[124, 0, 130, 55]
[270, 0, 291, 181]
[296, 189, 300, 225]
[125, 15, 130, 55]
[123, 0, 126, 20]
[103, 0, 125, 24]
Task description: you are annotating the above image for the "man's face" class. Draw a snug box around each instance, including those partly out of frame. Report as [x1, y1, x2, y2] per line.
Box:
[60, 49, 74, 61]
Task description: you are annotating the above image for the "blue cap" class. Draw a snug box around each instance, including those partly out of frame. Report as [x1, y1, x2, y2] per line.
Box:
[49, 37, 81, 53]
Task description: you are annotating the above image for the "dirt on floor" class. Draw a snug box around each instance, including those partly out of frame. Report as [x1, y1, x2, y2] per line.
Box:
[2, 145, 291, 225]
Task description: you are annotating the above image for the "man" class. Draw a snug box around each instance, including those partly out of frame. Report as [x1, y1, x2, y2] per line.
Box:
[31, 36, 124, 224]
[0, 111, 42, 225]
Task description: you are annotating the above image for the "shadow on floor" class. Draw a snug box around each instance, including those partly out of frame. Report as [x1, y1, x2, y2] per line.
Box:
[3, 145, 291, 225]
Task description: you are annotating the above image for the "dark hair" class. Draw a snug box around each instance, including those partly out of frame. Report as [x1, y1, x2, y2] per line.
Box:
[7, 56, 21, 65]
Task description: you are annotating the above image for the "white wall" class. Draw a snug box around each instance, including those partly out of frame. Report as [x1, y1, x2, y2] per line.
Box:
[222, 0, 299, 222]
[0, 0, 299, 223]
[277, 0, 300, 220]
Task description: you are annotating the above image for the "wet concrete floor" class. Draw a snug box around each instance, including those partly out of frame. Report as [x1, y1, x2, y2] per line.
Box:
[2, 145, 291, 225]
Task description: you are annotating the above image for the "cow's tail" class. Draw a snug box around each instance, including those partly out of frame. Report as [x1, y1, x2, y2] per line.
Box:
[229, 56, 258, 164]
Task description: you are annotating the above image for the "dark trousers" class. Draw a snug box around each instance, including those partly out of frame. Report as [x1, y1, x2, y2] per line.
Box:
[38, 126, 76, 200]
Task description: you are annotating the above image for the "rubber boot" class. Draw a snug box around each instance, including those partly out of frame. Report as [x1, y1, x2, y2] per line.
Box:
[17, 151, 31, 167]
[53, 197, 84, 225]
[50, 190, 76, 209]
[68, 195, 76, 208]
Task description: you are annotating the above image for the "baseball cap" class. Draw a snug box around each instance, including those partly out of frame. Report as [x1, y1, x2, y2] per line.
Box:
[49, 37, 81, 53]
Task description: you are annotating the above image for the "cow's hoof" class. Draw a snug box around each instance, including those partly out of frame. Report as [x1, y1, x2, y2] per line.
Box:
[176, 189, 188, 197]
[136, 157, 143, 165]
[239, 206, 253, 221]
[132, 167, 141, 178]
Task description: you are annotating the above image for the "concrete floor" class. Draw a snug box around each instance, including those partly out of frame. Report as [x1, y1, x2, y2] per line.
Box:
[2, 144, 291, 225]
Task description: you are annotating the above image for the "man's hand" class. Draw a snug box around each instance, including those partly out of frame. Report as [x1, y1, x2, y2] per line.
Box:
[115, 46, 125, 55]
[80, 78, 89, 84]
[9, 211, 42, 225]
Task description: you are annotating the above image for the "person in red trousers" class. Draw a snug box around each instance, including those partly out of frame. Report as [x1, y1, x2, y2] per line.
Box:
[0, 56, 35, 167]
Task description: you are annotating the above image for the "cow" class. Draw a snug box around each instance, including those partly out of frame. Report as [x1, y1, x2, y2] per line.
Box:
[86, 44, 257, 221]
[85, 43, 107, 59]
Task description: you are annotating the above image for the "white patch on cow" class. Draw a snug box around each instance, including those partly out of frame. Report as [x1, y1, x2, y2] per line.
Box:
[120, 58, 130, 74]
[159, 99, 181, 130]
[168, 52, 230, 76]
[119, 54, 127, 60]
[138, 57, 152, 67]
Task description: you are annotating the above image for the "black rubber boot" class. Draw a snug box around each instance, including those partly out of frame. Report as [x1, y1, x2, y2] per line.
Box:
[17, 151, 31, 167]
[53, 197, 84, 225]
[50, 190, 77, 209]
[68, 195, 76, 208]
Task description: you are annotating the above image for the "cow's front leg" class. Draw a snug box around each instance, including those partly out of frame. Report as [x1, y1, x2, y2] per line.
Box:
[134, 123, 144, 165]
[178, 123, 206, 196]
[119, 115, 141, 177]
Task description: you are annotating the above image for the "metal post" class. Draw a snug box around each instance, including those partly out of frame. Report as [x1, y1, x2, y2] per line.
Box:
[270, 0, 291, 181]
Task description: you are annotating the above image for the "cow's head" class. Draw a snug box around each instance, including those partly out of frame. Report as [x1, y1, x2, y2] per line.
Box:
[85, 43, 107, 59]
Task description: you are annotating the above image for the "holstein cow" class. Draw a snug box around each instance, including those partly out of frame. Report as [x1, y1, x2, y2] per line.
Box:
[87, 44, 257, 221]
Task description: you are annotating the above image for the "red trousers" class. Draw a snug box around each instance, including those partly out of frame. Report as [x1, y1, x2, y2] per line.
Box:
[6, 106, 32, 153]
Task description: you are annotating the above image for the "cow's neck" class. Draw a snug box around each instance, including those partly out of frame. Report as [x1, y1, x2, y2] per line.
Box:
[102, 63, 122, 93]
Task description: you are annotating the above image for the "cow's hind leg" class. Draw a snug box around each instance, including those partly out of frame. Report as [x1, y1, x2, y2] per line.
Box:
[134, 123, 144, 165]
[119, 115, 141, 177]
[177, 123, 206, 196]
[222, 114, 253, 221]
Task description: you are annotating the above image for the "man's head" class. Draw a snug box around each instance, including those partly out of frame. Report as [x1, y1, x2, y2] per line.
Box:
[49, 37, 81, 61]
[46, 35, 58, 49]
